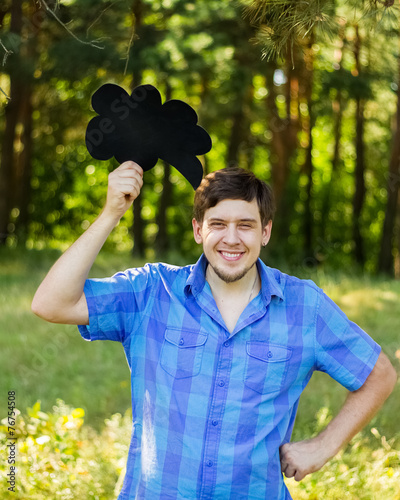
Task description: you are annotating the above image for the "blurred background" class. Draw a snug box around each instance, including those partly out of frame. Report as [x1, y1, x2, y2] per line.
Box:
[0, 0, 400, 498]
[0, 0, 400, 272]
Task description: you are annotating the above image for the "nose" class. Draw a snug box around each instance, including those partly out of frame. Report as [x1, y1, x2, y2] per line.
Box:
[222, 224, 240, 245]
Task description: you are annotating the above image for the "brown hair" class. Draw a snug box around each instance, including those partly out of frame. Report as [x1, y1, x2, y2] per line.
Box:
[193, 167, 275, 227]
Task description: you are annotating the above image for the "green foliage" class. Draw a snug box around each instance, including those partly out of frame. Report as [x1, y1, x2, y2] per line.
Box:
[242, 0, 399, 61]
[0, 0, 400, 272]
[287, 428, 400, 499]
[0, 400, 132, 499]
[0, 401, 399, 499]
[244, 0, 339, 60]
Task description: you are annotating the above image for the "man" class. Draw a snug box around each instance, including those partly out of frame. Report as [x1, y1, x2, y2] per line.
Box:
[32, 161, 397, 499]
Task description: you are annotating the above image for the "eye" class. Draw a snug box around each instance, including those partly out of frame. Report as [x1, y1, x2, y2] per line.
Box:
[239, 223, 252, 229]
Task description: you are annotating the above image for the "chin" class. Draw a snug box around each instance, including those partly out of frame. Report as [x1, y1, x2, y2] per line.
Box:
[209, 261, 257, 284]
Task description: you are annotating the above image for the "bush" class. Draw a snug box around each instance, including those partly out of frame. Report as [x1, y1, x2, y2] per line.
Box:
[0, 400, 132, 500]
[287, 427, 400, 500]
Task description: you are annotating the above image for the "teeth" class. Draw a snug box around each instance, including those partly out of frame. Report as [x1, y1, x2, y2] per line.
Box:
[221, 252, 241, 257]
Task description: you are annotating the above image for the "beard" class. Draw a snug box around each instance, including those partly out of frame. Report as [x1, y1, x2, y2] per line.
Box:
[207, 260, 258, 284]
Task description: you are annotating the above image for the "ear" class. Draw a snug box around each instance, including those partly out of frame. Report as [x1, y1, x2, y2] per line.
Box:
[192, 218, 203, 244]
[262, 220, 273, 247]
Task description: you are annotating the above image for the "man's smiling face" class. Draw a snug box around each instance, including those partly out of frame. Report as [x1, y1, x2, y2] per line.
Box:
[192, 198, 272, 283]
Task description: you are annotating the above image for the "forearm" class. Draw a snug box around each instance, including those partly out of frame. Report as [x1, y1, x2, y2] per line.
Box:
[31, 211, 119, 324]
[280, 352, 397, 481]
[316, 351, 397, 458]
[32, 161, 143, 325]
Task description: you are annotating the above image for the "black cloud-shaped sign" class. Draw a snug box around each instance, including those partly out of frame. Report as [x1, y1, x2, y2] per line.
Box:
[85, 83, 212, 189]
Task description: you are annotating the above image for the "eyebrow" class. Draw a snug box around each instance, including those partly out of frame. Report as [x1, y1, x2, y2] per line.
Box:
[208, 217, 258, 223]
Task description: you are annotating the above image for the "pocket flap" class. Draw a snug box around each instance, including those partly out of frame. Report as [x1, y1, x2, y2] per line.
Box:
[165, 328, 207, 348]
[246, 341, 292, 363]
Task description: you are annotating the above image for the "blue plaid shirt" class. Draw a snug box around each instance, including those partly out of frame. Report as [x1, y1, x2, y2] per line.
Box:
[78, 255, 380, 500]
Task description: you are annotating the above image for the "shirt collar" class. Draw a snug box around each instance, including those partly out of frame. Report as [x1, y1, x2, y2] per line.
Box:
[256, 258, 285, 305]
[184, 254, 208, 298]
[185, 254, 285, 304]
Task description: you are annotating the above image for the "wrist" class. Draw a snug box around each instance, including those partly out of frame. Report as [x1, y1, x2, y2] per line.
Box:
[96, 208, 122, 229]
[315, 426, 343, 461]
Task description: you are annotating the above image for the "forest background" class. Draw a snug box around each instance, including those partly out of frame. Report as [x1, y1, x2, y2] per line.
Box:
[1, 0, 400, 499]
[1, 0, 400, 273]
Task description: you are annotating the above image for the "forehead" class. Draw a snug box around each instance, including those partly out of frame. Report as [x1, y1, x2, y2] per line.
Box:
[203, 198, 261, 223]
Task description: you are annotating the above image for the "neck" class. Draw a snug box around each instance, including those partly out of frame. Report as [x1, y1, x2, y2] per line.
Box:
[205, 263, 260, 302]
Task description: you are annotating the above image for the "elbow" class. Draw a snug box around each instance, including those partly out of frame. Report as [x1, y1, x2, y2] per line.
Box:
[31, 293, 55, 322]
[380, 351, 398, 396]
[388, 361, 398, 394]
[31, 294, 45, 319]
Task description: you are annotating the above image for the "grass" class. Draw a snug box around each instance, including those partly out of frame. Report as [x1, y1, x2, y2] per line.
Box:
[0, 247, 399, 498]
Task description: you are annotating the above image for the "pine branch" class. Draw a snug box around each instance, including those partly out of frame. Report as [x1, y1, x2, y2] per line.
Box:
[243, 0, 399, 60]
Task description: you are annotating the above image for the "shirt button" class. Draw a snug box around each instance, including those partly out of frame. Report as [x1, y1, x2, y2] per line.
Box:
[224, 341, 230, 347]
[212, 420, 218, 426]
[179, 338, 184, 345]
[218, 380, 225, 387]
[206, 460, 213, 467]
[268, 351, 273, 358]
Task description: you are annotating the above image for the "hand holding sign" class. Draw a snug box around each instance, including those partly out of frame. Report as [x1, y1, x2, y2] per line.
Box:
[85, 83, 212, 189]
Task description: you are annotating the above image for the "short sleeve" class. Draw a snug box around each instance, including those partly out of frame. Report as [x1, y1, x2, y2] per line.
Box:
[78, 266, 152, 343]
[314, 291, 381, 391]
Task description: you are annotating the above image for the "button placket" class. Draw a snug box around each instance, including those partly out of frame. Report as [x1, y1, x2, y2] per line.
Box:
[200, 336, 233, 499]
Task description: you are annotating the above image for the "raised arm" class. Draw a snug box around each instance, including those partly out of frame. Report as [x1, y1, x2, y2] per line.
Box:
[31, 161, 143, 325]
[280, 350, 397, 481]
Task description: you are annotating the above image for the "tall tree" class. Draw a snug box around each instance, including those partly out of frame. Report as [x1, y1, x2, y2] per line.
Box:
[378, 35, 400, 275]
[130, 0, 146, 258]
[320, 22, 347, 241]
[265, 58, 299, 207]
[301, 37, 316, 262]
[155, 82, 172, 257]
[0, 0, 23, 244]
[352, 25, 367, 267]
[14, 1, 43, 242]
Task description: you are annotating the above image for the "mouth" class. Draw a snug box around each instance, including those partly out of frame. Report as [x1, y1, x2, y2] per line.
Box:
[218, 251, 244, 262]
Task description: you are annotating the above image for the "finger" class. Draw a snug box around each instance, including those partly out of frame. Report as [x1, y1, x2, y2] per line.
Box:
[119, 161, 143, 176]
[111, 171, 143, 190]
[294, 470, 306, 482]
[283, 465, 297, 479]
[113, 180, 140, 198]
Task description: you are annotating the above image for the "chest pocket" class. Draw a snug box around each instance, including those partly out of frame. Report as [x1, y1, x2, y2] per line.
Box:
[160, 328, 207, 379]
[244, 341, 292, 394]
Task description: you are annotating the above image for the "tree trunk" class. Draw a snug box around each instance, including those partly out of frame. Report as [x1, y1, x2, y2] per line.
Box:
[303, 110, 314, 262]
[353, 97, 366, 266]
[321, 89, 343, 241]
[130, 0, 146, 257]
[377, 40, 400, 275]
[321, 26, 346, 240]
[197, 73, 211, 176]
[301, 39, 315, 262]
[226, 108, 246, 167]
[226, 76, 253, 168]
[155, 82, 172, 257]
[15, 86, 34, 241]
[0, 0, 23, 244]
[352, 25, 366, 267]
[14, 1, 40, 243]
[155, 162, 172, 257]
[265, 63, 298, 207]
